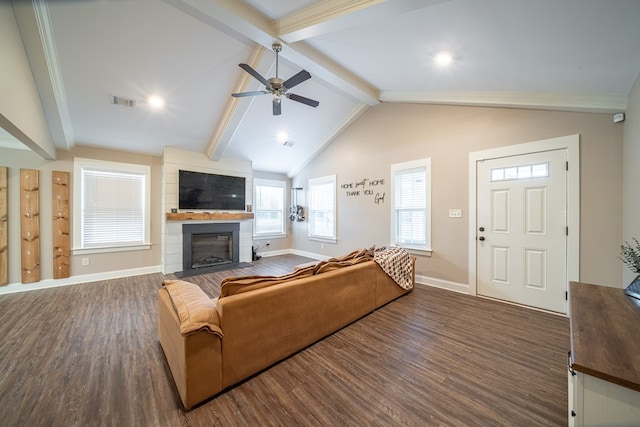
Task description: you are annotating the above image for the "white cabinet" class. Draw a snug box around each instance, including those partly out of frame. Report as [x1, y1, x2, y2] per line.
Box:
[568, 367, 576, 427]
[568, 281, 640, 426]
[569, 368, 640, 426]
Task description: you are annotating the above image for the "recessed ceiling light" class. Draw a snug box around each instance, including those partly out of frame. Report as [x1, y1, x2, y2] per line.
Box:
[148, 95, 165, 109]
[277, 132, 288, 143]
[434, 52, 453, 66]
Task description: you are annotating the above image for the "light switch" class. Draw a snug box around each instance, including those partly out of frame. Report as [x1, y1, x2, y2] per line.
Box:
[449, 209, 462, 218]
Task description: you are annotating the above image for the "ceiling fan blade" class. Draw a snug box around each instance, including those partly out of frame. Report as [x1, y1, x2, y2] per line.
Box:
[273, 99, 282, 116]
[283, 70, 311, 89]
[239, 63, 272, 89]
[287, 93, 319, 108]
[231, 91, 268, 98]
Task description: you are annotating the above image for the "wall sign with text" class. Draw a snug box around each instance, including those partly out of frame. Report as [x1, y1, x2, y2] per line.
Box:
[340, 178, 386, 205]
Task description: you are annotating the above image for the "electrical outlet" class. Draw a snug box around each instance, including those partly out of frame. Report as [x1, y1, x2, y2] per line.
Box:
[82, 257, 89, 266]
[449, 209, 462, 218]
[321, 243, 325, 249]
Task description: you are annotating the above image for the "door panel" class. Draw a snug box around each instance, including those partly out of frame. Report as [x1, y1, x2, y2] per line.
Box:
[492, 246, 510, 284]
[525, 249, 546, 290]
[492, 189, 510, 232]
[477, 149, 567, 313]
[525, 187, 546, 234]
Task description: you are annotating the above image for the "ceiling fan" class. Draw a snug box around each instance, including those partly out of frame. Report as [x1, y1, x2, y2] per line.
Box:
[232, 43, 319, 116]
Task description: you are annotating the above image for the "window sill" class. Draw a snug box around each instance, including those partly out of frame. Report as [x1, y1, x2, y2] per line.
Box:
[308, 237, 337, 244]
[72, 243, 151, 255]
[390, 245, 432, 257]
[253, 234, 286, 240]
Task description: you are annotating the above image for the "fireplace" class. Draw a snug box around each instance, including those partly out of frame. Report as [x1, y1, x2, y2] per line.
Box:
[182, 223, 240, 272]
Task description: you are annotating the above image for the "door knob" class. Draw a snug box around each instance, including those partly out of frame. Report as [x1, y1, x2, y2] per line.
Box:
[479, 227, 485, 232]
[479, 236, 485, 241]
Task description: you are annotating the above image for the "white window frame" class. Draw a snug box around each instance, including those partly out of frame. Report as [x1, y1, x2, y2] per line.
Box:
[253, 178, 286, 239]
[308, 174, 337, 243]
[73, 158, 151, 254]
[390, 158, 432, 255]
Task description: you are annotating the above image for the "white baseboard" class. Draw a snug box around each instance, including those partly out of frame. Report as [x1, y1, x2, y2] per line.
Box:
[259, 251, 470, 295]
[259, 248, 328, 261]
[258, 249, 293, 258]
[289, 249, 329, 261]
[0, 256, 469, 297]
[0, 265, 162, 296]
[415, 274, 470, 294]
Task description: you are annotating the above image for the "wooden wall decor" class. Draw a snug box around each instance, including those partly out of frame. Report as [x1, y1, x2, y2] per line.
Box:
[52, 171, 70, 279]
[20, 169, 40, 284]
[0, 167, 7, 286]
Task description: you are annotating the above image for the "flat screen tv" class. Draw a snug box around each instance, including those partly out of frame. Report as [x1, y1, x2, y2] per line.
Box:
[178, 170, 246, 211]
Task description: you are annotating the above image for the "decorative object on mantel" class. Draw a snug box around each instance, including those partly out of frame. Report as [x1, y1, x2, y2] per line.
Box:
[20, 169, 40, 284]
[166, 212, 254, 221]
[0, 167, 7, 286]
[620, 238, 640, 300]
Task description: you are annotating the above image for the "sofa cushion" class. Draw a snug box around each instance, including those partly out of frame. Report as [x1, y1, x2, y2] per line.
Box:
[314, 255, 373, 274]
[162, 280, 223, 337]
[220, 247, 377, 298]
[219, 264, 316, 298]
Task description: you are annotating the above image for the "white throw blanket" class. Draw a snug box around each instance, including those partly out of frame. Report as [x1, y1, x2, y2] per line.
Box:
[374, 247, 414, 290]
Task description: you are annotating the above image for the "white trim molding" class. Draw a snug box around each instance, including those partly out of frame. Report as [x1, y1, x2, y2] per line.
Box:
[0, 265, 162, 296]
[380, 91, 627, 114]
[259, 248, 293, 258]
[415, 274, 469, 294]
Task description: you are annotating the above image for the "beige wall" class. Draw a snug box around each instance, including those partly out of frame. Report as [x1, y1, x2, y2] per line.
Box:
[292, 103, 623, 287]
[623, 73, 640, 286]
[0, 3, 56, 159]
[0, 145, 162, 286]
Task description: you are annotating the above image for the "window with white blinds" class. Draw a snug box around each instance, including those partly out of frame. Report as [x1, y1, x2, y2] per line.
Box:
[308, 175, 336, 242]
[391, 159, 431, 252]
[73, 158, 151, 253]
[253, 178, 285, 237]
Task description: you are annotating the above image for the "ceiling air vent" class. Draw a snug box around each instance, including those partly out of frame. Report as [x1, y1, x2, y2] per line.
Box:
[110, 95, 136, 108]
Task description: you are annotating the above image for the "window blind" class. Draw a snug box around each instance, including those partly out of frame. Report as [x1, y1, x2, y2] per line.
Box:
[81, 169, 146, 247]
[394, 166, 426, 245]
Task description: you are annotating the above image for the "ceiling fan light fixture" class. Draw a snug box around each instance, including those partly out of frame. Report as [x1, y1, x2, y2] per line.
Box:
[231, 43, 319, 115]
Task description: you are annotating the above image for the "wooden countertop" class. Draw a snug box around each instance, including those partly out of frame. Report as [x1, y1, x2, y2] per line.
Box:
[569, 281, 640, 392]
[166, 212, 254, 221]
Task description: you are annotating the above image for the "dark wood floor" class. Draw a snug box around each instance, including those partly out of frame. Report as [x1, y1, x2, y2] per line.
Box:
[0, 255, 570, 426]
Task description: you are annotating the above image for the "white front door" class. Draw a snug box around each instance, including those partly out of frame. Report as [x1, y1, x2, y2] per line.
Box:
[476, 149, 567, 313]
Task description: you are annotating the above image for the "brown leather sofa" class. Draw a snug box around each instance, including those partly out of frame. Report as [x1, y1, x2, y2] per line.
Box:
[158, 252, 414, 409]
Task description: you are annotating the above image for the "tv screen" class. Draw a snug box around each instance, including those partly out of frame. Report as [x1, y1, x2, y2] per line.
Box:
[178, 170, 246, 211]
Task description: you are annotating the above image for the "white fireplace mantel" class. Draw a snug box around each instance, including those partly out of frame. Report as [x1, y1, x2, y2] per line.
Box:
[162, 218, 253, 274]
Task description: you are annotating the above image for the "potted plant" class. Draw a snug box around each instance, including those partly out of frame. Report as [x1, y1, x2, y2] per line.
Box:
[620, 238, 640, 300]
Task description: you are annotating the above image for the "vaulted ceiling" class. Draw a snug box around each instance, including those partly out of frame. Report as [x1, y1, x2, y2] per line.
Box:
[4, 0, 640, 176]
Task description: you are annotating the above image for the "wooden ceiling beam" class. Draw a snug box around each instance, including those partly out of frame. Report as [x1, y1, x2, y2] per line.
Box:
[276, 0, 447, 43]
